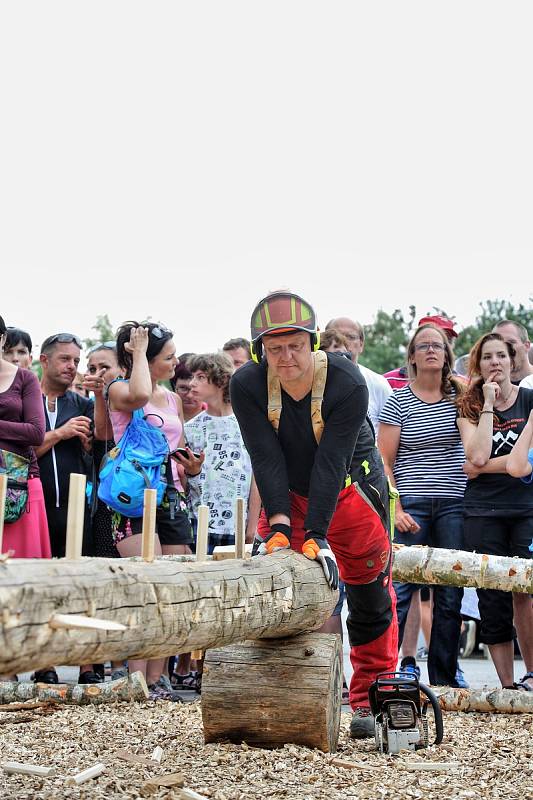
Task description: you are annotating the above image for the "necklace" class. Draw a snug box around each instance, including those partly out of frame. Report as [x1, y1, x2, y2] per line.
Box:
[494, 385, 515, 409]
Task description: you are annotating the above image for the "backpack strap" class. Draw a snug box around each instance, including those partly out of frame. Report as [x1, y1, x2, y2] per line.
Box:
[310, 350, 327, 444]
[267, 350, 328, 445]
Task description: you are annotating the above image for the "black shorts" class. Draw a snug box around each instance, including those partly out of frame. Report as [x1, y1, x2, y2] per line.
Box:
[464, 511, 533, 644]
[111, 503, 193, 547]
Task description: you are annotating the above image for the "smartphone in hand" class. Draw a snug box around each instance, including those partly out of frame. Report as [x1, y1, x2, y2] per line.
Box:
[175, 447, 202, 460]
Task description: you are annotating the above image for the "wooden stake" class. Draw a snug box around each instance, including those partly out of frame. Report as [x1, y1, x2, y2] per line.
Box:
[0, 474, 7, 554]
[191, 505, 209, 661]
[195, 505, 209, 562]
[66, 762, 106, 785]
[2, 761, 56, 776]
[141, 489, 157, 562]
[64, 473, 86, 560]
[49, 613, 127, 632]
[235, 497, 246, 560]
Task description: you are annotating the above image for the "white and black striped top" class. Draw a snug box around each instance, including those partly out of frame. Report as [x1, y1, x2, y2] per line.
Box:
[379, 386, 466, 498]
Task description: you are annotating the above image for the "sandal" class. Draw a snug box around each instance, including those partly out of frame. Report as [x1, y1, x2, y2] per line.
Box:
[514, 671, 533, 691]
[171, 671, 197, 689]
[342, 678, 350, 706]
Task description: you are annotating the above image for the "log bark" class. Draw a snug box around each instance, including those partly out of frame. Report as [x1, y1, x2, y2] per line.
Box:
[201, 633, 342, 753]
[392, 544, 533, 593]
[435, 686, 533, 714]
[0, 671, 148, 705]
[0, 551, 336, 674]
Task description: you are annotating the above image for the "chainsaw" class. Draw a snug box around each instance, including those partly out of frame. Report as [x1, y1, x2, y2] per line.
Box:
[368, 672, 444, 754]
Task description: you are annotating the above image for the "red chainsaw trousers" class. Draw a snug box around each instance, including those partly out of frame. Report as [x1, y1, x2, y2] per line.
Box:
[258, 482, 398, 708]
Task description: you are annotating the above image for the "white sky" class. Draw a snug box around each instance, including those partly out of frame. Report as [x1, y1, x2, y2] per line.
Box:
[1, 1, 532, 360]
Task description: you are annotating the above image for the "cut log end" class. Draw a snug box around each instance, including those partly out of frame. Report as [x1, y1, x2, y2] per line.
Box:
[201, 633, 342, 753]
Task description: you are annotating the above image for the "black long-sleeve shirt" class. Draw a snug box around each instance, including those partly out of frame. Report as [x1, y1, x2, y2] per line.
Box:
[230, 353, 379, 536]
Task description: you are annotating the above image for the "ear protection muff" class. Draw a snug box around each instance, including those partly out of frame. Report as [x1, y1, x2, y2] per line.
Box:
[250, 339, 262, 364]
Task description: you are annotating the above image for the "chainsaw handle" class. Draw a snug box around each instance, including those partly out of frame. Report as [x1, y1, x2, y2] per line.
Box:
[419, 682, 444, 745]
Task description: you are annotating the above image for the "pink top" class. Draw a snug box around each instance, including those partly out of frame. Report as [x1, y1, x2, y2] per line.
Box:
[110, 388, 184, 490]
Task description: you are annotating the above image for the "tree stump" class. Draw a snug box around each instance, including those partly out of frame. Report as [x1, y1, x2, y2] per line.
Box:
[201, 632, 342, 753]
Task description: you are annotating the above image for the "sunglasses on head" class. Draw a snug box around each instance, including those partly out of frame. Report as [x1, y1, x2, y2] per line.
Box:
[87, 340, 116, 354]
[149, 324, 171, 340]
[42, 332, 82, 349]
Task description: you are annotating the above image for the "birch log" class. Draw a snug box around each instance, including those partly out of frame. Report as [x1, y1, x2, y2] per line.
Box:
[133, 545, 533, 593]
[0, 671, 148, 705]
[392, 544, 533, 593]
[434, 686, 533, 714]
[0, 551, 336, 674]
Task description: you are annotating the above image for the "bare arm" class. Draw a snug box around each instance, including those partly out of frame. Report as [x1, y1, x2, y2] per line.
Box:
[457, 381, 499, 466]
[108, 327, 152, 412]
[507, 409, 533, 478]
[457, 414, 494, 467]
[377, 422, 420, 534]
[463, 455, 509, 480]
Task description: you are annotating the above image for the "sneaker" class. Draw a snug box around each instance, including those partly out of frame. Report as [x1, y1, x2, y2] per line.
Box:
[459, 620, 476, 658]
[148, 677, 183, 702]
[399, 656, 421, 680]
[349, 707, 375, 739]
[32, 669, 59, 684]
[78, 670, 104, 685]
[455, 665, 469, 689]
[111, 667, 129, 682]
[416, 646, 429, 661]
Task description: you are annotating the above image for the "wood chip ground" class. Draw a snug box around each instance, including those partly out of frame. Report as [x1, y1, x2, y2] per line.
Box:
[0, 700, 531, 799]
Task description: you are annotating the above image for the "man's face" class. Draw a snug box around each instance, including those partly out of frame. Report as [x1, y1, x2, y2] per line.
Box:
[176, 377, 203, 411]
[225, 346, 249, 370]
[329, 318, 364, 362]
[262, 331, 314, 386]
[494, 323, 530, 378]
[41, 343, 81, 389]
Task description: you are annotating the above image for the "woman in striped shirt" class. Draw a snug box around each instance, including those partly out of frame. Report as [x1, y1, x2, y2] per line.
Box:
[379, 323, 466, 687]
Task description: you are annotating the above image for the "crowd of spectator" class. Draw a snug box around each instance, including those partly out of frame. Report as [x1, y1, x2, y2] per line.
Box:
[1, 306, 532, 701]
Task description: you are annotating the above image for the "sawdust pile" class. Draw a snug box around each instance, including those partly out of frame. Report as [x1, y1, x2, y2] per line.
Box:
[0, 700, 532, 799]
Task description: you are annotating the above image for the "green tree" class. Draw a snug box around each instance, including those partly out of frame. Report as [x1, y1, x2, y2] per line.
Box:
[84, 314, 115, 350]
[360, 306, 417, 373]
[455, 299, 533, 356]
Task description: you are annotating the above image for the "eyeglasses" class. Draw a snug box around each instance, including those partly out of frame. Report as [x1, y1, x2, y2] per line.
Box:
[41, 333, 82, 349]
[415, 342, 446, 352]
[175, 384, 192, 394]
[87, 341, 116, 355]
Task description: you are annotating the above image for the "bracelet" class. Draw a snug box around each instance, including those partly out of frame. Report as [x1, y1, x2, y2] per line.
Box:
[481, 409, 494, 415]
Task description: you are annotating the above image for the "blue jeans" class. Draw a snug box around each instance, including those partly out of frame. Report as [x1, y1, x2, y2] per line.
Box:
[394, 496, 464, 687]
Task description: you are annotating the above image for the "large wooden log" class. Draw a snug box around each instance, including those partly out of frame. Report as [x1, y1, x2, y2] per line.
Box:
[435, 686, 533, 714]
[202, 633, 342, 753]
[0, 671, 148, 705]
[0, 551, 336, 674]
[392, 544, 533, 593]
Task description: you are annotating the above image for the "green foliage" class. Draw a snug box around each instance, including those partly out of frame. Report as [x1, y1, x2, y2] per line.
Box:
[360, 306, 417, 373]
[84, 314, 115, 350]
[360, 298, 533, 373]
[455, 299, 533, 356]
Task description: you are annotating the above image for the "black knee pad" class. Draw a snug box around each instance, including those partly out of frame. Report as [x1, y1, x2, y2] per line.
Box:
[345, 573, 393, 647]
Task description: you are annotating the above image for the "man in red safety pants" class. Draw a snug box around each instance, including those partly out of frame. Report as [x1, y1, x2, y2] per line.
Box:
[230, 290, 399, 738]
